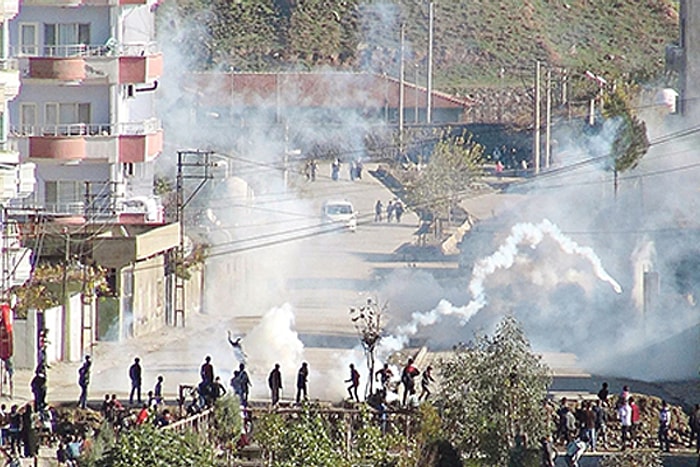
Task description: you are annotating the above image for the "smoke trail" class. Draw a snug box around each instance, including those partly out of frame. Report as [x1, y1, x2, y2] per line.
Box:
[395, 219, 622, 339]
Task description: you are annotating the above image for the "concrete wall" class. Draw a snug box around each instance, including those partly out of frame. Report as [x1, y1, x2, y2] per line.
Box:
[132, 255, 164, 337]
[12, 293, 94, 369]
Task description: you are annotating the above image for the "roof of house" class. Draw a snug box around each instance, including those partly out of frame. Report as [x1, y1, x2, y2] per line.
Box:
[184, 72, 475, 110]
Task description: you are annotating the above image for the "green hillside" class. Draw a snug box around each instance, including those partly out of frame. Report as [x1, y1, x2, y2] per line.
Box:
[164, 0, 679, 97]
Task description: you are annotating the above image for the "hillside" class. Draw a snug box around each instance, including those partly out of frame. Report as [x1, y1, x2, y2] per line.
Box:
[163, 0, 679, 98]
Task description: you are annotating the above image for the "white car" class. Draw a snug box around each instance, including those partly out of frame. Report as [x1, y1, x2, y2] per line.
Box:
[321, 200, 357, 232]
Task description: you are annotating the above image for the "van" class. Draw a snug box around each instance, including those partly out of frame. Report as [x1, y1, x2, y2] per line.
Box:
[321, 200, 357, 232]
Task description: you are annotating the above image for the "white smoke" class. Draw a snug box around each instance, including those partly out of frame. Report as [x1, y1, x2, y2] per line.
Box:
[394, 219, 622, 341]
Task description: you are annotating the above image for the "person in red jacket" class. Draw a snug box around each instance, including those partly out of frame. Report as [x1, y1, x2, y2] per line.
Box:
[629, 397, 641, 448]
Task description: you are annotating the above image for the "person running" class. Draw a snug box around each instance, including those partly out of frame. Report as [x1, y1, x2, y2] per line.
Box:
[296, 362, 309, 404]
[419, 365, 434, 401]
[345, 364, 360, 402]
[375, 363, 393, 390]
[565, 436, 587, 467]
[268, 364, 282, 406]
[400, 358, 420, 406]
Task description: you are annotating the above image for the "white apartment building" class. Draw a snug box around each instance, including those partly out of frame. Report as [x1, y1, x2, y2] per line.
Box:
[7, 0, 163, 223]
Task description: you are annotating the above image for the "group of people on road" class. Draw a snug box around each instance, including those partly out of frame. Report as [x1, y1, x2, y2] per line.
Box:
[374, 199, 405, 223]
[330, 157, 364, 182]
[544, 382, 686, 467]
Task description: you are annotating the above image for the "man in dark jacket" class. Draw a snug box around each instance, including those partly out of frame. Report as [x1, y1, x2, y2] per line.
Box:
[268, 364, 282, 406]
[129, 357, 142, 405]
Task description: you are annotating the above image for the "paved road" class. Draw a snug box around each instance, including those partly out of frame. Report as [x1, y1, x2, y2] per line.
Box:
[8, 163, 437, 406]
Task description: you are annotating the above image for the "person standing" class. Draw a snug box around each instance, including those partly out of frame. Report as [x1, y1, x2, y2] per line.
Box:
[310, 160, 318, 181]
[30, 371, 47, 413]
[268, 364, 282, 406]
[629, 397, 640, 448]
[582, 400, 596, 452]
[237, 363, 251, 405]
[154, 375, 164, 405]
[593, 399, 607, 450]
[659, 400, 671, 452]
[129, 357, 142, 405]
[394, 201, 404, 223]
[296, 362, 308, 404]
[345, 364, 360, 402]
[77, 356, 91, 409]
[691, 403, 700, 454]
[20, 405, 38, 459]
[618, 398, 632, 450]
[597, 382, 609, 406]
[374, 200, 383, 222]
[386, 201, 394, 223]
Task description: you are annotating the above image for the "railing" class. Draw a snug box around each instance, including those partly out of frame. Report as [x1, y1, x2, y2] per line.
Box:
[162, 407, 214, 435]
[10, 118, 162, 137]
[10, 41, 159, 59]
[0, 59, 18, 72]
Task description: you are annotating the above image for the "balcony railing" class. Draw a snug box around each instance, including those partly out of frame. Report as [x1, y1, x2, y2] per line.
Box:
[11, 42, 160, 59]
[0, 59, 18, 71]
[10, 119, 162, 138]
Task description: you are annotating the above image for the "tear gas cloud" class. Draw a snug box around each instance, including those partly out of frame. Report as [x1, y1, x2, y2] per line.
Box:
[156, 2, 700, 396]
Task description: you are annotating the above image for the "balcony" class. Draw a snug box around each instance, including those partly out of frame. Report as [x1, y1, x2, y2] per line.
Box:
[0, 59, 20, 101]
[21, 0, 152, 6]
[10, 119, 163, 163]
[15, 42, 162, 84]
[0, 0, 19, 21]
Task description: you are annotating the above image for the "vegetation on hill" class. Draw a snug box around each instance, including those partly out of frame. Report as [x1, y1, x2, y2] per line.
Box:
[162, 0, 679, 96]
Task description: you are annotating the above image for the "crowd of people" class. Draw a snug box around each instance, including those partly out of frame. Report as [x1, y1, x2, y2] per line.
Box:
[542, 382, 694, 466]
[374, 198, 405, 223]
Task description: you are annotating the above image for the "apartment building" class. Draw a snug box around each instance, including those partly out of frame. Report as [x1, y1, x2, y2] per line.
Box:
[8, 0, 163, 222]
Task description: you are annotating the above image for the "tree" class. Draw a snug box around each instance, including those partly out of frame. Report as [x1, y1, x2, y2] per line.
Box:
[599, 450, 663, 467]
[95, 423, 214, 466]
[403, 130, 484, 225]
[435, 316, 552, 466]
[602, 84, 650, 195]
[255, 405, 346, 467]
[349, 298, 386, 396]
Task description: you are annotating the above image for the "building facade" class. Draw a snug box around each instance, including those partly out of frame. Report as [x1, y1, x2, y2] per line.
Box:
[8, 0, 163, 222]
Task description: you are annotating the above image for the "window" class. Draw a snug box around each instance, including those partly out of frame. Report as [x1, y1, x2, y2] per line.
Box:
[44, 181, 84, 212]
[44, 23, 90, 57]
[19, 103, 37, 135]
[44, 103, 90, 135]
[19, 24, 38, 55]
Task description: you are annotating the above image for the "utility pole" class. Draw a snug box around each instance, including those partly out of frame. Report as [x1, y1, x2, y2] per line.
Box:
[533, 60, 541, 175]
[399, 23, 405, 153]
[414, 64, 419, 123]
[174, 149, 215, 327]
[427, 1, 434, 124]
[545, 67, 552, 169]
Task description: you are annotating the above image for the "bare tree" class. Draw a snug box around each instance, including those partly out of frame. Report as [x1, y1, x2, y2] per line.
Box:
[349, 298, 386, 397]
